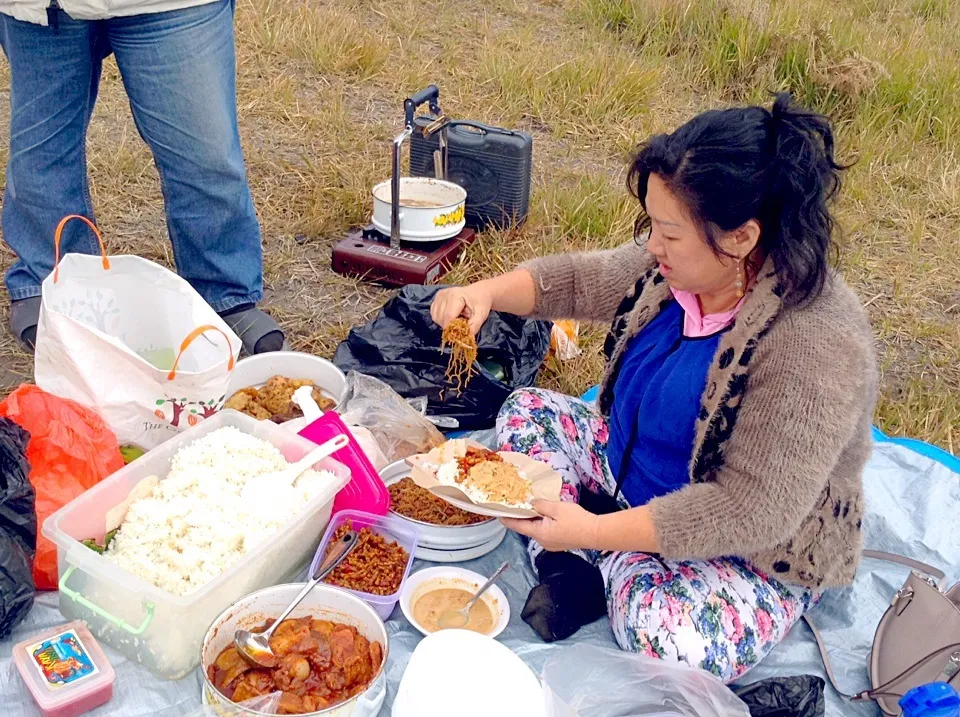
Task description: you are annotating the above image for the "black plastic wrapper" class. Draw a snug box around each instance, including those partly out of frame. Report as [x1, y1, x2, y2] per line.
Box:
[732, 675, 826, 717]
[334, 285, 552, 430]
[0, 417, 36, 639]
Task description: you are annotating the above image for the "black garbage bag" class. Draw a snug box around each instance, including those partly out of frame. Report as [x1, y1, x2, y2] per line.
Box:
[0, 417, 36, 638]
[333, 285, 552, 430]
[732, 675, 826, 717]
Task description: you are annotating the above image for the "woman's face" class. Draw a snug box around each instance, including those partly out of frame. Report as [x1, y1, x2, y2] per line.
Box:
[644, 173, 757, 298]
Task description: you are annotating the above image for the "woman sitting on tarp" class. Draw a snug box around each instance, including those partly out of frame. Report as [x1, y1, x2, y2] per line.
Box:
[431, 93, 877, 682]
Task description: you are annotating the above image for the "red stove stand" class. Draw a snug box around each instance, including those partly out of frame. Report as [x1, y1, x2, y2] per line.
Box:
[331, 225, 477, 287]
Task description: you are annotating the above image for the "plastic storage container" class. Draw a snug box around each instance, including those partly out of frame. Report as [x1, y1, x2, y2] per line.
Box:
[13, 621, 115, 717]
[312, 509, 418, 620]
[300, 412, 390, 516]
[41, 410, 350, 680]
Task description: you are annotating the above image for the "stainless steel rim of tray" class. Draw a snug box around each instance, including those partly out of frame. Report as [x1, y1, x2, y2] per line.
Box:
[412, 529, 507, 563]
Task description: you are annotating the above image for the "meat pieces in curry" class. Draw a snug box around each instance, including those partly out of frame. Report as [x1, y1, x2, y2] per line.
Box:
[224, 375, 337, 423]
[208, 617, 383, 714]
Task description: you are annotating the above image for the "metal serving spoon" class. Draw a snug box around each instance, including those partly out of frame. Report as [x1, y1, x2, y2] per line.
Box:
[437, 562, 510, 630]
[234, 529, 359, 668]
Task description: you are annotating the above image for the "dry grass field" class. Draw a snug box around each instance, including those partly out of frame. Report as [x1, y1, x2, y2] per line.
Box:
[0, 0, 957, 450]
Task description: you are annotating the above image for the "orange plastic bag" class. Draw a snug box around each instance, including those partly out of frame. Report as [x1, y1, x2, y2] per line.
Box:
[0, 384, 124, 590]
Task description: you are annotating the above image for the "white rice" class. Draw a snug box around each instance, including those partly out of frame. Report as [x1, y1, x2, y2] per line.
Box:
[104, 427, 336, 596]
[436, 459, 533, 510]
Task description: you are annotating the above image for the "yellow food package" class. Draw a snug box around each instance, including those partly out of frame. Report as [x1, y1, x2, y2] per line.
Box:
[550, 320, 582, 361]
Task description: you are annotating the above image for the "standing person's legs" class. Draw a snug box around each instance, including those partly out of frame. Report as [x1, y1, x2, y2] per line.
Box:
[106, 0, 283, 352]
[0, 13, 107, 349]
[601, 552, 813, 683]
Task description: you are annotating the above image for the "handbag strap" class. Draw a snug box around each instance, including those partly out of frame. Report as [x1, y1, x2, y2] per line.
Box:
[806, 615, 960, 702]
[862, 549, 947, 587]
[805, 550, 953, 703]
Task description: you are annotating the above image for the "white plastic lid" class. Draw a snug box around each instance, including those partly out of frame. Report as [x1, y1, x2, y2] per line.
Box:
[13, 621, 116, 712]
[392, 629, 546, 717]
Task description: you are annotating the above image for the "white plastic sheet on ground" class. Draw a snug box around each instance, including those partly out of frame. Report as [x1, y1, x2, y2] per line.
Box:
[1, 439, 958, 717]
[542, 645, 750, 716]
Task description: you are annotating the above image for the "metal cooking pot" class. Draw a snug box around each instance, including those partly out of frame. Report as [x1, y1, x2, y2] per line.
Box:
[200, 583, 388, 717]
[371, 177, 466, 242]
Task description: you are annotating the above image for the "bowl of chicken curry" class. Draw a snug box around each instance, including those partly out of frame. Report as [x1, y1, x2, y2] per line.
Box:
[200, 583, 388, 716]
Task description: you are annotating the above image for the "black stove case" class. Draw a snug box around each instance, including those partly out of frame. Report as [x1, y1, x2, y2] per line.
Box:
[410, 117, 533, 231]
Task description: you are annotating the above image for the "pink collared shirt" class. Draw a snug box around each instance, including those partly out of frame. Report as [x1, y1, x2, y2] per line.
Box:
[671, 288, 744, 338]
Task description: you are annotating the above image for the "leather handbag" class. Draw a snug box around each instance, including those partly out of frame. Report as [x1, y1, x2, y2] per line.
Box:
[806, 550, 960, 715]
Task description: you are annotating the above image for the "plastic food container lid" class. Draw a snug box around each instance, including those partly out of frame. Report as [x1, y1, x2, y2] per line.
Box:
[313, 509, 418, 620]
[13, 621, 115, 717]
[899, 683, 960, 717]
[299, 413, 391, 516]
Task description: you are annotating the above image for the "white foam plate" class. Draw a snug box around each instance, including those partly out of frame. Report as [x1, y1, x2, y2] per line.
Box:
[392, 629, 544, 717]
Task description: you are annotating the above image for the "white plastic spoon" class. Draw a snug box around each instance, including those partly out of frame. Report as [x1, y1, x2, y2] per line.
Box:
[241, 434, 349, 502]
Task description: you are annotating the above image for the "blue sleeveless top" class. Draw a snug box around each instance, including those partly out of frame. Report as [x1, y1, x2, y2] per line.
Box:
[606, 301, 727, 507]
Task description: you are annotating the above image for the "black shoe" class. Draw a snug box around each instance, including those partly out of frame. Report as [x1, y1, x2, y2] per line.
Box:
[218, 304, 288, 355]
[9, 297, 41, 354]
[522, 551, 608, 643]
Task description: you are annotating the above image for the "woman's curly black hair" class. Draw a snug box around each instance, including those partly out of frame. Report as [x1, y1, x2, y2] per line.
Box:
[627, 92, 849, 306]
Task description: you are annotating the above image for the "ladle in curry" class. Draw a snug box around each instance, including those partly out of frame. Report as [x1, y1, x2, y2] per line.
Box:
[234, 529, 359, 668]
[437, 562, 510, 630]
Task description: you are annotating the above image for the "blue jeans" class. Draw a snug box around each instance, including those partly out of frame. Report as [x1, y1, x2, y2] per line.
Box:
[0, 0, 262, 312]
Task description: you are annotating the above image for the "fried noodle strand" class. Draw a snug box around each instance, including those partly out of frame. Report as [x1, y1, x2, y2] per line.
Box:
[441, 318, 478, 394]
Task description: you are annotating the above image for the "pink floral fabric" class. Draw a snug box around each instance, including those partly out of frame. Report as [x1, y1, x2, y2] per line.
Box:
[496, 387, 813, 683]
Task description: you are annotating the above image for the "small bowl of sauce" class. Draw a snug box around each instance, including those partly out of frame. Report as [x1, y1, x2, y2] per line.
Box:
[413, 588, 496, 635]
[400, 567, 510, 639]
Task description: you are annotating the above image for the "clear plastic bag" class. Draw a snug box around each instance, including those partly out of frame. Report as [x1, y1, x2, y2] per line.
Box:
[337, 372, 445, 463]
[541, 645, 751, 717]
[550, 320, 582, 361]
[185, 692, 283, 716]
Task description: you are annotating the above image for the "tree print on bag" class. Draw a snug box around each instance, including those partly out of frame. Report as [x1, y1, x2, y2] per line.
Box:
[155, 394, 226, 427]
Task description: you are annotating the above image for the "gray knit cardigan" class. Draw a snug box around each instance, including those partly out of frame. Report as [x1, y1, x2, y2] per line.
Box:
[521, 241, 878, 588]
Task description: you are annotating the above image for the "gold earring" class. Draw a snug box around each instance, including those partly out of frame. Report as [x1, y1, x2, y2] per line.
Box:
[735, 259, 744, 298]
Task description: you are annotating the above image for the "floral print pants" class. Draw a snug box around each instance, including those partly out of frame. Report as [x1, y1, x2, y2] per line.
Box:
[496, 388, 814, 683]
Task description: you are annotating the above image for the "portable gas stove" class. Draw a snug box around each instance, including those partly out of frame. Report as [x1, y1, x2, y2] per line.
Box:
[331, 224, 477, 287]
[332, 85, 471, 287]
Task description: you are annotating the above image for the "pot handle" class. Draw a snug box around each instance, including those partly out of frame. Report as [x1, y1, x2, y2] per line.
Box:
[404, 85, 441, 128]
[355, 676, 387, 714]
[449, 121, 525, 150]
[59, 565, 156, 635]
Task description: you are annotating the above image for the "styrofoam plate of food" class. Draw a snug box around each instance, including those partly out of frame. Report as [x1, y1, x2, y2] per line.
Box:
[406, 439, 562, 520]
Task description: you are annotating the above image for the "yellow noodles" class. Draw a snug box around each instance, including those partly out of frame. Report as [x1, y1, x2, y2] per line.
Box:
[441, 318, 478, 394]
